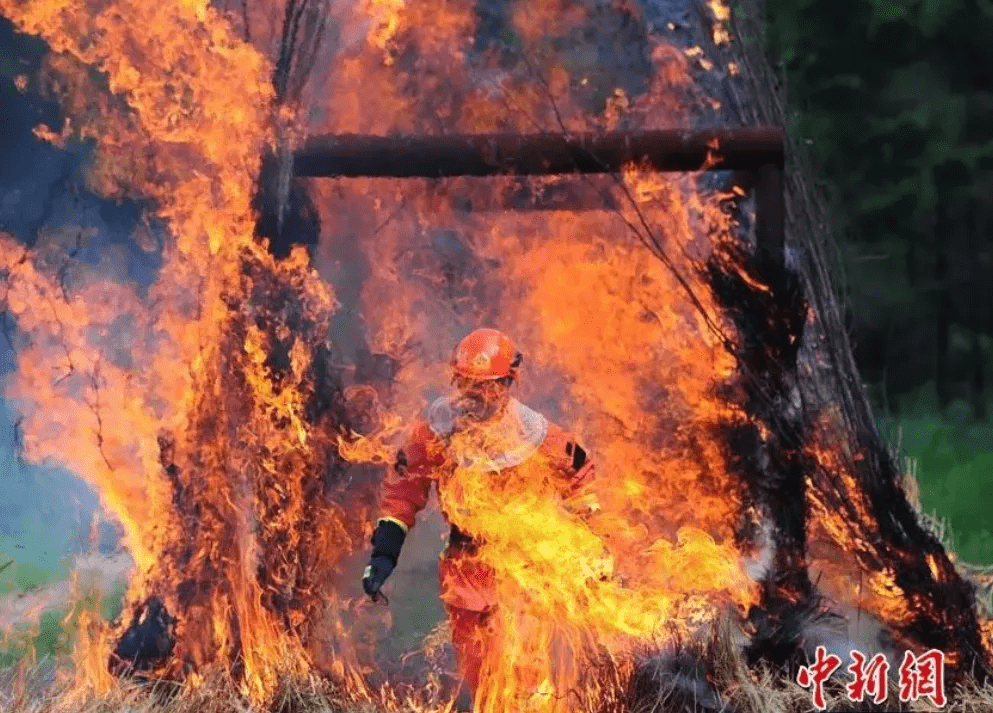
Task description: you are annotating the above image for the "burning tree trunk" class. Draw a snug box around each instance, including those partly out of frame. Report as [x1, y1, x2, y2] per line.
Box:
[245, 0, 330, 259]
[101, 0, 386, 682]
[705, 235, 816, 670]
[711, 0, 993, 685]
[104, 243, 388, 687]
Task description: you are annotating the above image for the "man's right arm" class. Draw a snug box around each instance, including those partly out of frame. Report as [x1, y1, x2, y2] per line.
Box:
[363, 422, 442, 599]
[378, 421, 440, 532]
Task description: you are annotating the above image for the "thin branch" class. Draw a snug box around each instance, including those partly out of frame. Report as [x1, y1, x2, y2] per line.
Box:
[87, 358, 115, 472]
[373, 195, 410, 236]
[0, 247, 32, 355]
[43, 291, 76, 385]
[56, 228, 84, 301]
[519, 52, 572, 138]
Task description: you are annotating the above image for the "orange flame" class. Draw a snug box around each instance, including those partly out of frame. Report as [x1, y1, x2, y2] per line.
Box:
[0, 0, 346, 701]
[301, 2, 761, 707]
[1, 0, 803, 709]
[331, 70, 760, 710]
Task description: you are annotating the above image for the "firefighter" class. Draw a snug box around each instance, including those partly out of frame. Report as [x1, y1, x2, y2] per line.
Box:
[361, 327, 597, 700]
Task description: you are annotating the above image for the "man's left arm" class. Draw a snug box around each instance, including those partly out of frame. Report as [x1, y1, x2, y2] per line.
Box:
[543, 423, 599, 511]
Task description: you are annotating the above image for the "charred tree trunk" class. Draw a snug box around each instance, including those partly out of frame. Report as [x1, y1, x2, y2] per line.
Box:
[247, 0, 330, 260]
[707, 231, 816, 672]
[717, 0, 992, 685]
[254, 151, 321, 259]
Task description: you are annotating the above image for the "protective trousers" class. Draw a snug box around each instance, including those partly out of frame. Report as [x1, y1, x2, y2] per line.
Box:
[438, 546, 497, 695]
[445, 604, 493, 694]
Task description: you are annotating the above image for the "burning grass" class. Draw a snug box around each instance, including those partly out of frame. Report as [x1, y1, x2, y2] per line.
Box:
[6, 491, 993, 713]
[4, 613, 993, 713]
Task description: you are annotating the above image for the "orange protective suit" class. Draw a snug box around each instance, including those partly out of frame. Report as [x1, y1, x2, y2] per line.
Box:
[377, 395, 596, 693]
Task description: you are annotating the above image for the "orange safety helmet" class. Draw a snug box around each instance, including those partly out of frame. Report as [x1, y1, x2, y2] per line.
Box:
[451, 328, 523, 381]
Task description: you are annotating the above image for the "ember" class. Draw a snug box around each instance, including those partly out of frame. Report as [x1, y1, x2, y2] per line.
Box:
[0, 0, 991, 711]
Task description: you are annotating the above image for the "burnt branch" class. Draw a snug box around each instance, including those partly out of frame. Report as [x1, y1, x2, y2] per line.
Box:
[42, 291, 76, 385]
[87, 358, 115, 472]
[272, 0, 330, 106]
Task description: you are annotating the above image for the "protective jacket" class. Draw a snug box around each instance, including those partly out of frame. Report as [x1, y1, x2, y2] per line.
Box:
[378, 396, 596, 612]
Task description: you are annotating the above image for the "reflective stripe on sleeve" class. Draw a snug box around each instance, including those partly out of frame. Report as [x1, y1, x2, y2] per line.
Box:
[377, 516, 410, 534]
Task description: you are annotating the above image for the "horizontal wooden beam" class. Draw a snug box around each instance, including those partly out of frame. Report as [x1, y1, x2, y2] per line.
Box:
[293, 128, 784, 178]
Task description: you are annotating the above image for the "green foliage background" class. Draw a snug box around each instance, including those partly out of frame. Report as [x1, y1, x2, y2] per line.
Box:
[761, 0, 993, 563]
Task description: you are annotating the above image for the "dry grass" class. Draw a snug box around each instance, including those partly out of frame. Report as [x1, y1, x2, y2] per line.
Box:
[707, 616, 993, 713]
[4, 613, 993, 713]
[4, 485, 993, 713]
[0, 465, 988, 712]
[581, 612, 993, 713]
[895, 455, 993, 619]
[0, 666, 370, 713]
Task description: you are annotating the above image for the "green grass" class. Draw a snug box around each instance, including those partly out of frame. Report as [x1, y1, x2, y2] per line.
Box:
[0, 406, 108, 599]
[0, 578, 126, 668]
[882, 410, 993, 566]
[0, 543, 74, 599]
[0, 610, 72, 668]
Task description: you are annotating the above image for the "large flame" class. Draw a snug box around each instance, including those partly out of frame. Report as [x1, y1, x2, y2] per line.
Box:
[0, 0, 359, 702]
[0, 0, 273, 570]
[0, 0, 758, 707]
[334, 154, 762, 707]
[7, 0, 987, 710]
[312, 2, 764, 706]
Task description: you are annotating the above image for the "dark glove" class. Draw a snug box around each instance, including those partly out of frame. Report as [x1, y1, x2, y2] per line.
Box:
[362, 556, 395, 598]
[362, 519, 407, 600]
